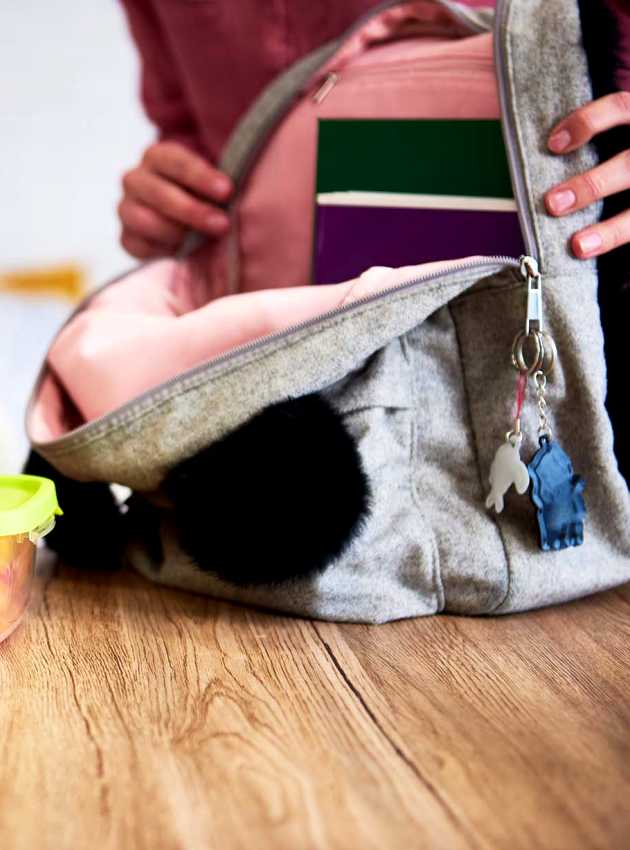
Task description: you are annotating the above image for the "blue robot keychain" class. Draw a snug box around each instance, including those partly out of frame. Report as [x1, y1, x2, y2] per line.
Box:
[485, 256, 586, 551]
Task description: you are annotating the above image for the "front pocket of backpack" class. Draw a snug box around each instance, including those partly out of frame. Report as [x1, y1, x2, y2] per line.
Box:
[320, 337, 443, 615]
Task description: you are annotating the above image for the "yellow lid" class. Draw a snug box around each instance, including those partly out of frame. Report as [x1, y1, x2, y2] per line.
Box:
[0, 475, 63, 537]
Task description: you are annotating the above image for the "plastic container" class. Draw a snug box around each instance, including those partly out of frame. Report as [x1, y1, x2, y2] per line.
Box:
[0, 475, 62, 643]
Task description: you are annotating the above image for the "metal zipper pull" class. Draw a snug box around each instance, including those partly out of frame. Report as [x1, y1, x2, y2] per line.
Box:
[520, 255, 542, 335]
[511, 255, 556, 376]
[513, 253, 557, 403]
[312, 72, 339, 104]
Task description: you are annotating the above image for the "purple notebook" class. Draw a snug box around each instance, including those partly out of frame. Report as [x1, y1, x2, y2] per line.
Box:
[315, 191, 525, 283]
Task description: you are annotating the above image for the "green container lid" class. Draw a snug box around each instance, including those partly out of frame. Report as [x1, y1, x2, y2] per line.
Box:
[0, 475, 63, 538]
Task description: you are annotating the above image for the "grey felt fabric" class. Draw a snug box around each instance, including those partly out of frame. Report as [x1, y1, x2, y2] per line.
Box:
[497, 0, 603, 276]
[29, 0, 630, 622]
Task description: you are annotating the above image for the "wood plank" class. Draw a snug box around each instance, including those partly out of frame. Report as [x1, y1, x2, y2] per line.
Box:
[0, 563, 473, 850]
[316, 584, 630, 850]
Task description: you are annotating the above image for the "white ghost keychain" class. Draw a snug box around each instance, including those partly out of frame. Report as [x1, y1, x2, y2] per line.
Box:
[485, 372, 530, 514]
[485, 432, 530, 513]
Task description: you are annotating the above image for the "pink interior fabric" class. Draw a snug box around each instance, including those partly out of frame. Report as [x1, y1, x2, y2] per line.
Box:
[236, 30, 498, 295]
[28, 10, 500, 444]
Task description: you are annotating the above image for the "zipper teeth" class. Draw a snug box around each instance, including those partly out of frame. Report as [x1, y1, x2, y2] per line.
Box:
[315, 37, 490, 89]
[313, 53, 492, 104]
[493, 0, 538, 263]
[333, 55, 493, 80]
[182, 256, 519, 365]
[37, 256, 520, 446]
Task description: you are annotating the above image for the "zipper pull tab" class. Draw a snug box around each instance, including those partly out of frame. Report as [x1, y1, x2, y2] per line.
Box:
[520, 255, 542, 335]
[512, 256, 556, 375]
[312, 72, 339, 104]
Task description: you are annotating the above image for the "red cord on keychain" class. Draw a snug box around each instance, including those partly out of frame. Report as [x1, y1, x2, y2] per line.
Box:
[514, 371, 527, 428]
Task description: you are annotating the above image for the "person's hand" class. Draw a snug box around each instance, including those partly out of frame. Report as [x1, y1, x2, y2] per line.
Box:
[545, 92, 630, 259]
[118, 141, 233, 259]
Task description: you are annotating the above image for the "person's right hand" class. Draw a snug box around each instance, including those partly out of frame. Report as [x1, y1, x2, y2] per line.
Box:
[118, 141, 233, 259]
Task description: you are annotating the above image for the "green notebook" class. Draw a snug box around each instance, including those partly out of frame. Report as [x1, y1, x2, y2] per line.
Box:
[316, 118, 515, 197]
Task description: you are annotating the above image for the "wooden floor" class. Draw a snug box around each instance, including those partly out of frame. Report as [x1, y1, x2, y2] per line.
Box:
[1, 561, 629, 850]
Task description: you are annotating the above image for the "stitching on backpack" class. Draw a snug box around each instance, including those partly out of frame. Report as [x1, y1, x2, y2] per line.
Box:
[447, 302, 512, 613]
[402, 333, 445, 613]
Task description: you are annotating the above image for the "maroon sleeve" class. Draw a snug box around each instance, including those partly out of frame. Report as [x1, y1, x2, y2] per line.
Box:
[606, 0, 630, 91]
[119, 0, 202, 150]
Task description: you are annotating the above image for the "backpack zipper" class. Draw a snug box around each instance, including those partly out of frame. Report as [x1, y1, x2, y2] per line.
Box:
[312, 52, 492, 104]
[32, 254, 527, 447]
[313, 72, 339, 104]
[493, 0, 539, 263]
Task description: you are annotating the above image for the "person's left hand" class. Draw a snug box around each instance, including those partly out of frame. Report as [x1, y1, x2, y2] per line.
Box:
[545, 91, 630, 259]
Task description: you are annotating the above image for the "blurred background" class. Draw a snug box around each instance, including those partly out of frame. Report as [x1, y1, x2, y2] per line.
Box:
[0, 1, 152, 470]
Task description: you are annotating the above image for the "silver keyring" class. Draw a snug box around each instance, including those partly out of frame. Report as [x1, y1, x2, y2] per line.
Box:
[511, 329, 557, 376]
[538, 331, 557, 376]
[511, 330, 543, 374]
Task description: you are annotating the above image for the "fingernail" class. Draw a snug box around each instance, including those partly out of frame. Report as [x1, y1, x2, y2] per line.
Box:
[576, 231, 602, 256]
[207, 213, 229, 232]
[212, 175, 232, 197]
[548, 188, 576, 214]
[549, 129, 571, 152]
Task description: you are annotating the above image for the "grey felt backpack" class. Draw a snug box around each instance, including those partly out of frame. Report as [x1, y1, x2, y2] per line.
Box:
[26, 0, 630, 623]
